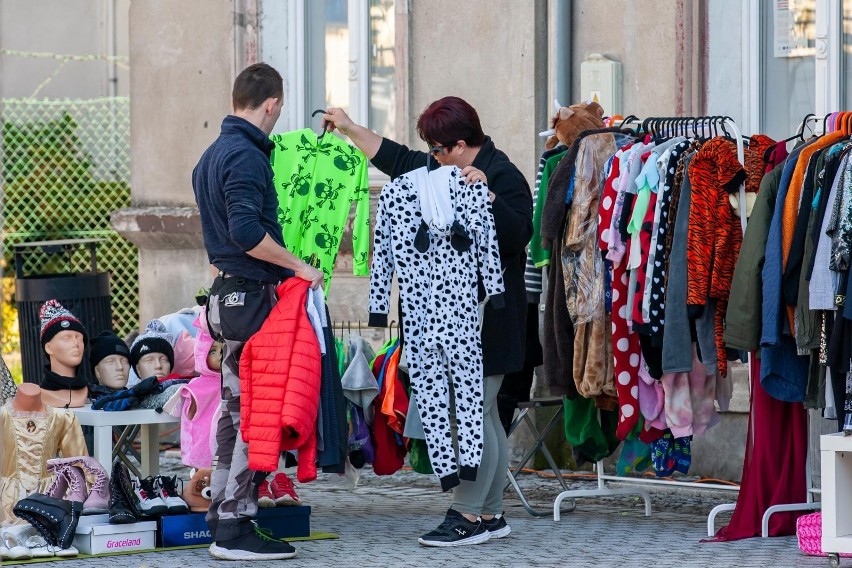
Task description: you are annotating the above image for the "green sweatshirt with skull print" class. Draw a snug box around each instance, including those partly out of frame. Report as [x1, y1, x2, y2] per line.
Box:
[270, 128, 370, 290]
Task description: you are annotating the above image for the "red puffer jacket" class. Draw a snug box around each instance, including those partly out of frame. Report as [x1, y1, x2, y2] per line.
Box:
[239, 278, 322, 481]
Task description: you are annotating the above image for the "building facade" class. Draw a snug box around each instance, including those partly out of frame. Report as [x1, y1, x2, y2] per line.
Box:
[117, 0, 842, 480]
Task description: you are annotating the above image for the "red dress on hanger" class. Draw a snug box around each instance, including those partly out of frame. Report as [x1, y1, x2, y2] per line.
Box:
[708, 356, 808, 541]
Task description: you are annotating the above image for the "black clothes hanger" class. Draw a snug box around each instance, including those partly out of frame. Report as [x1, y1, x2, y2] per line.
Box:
[720, 115, 742, 143]
[311, 109, 329, 142]
[621, 114, 639, 126]
[676, 117, 687, 137]
[778, 113, 816, 144]
[799, 113, 816, 140]
[619, 115, 641, 136]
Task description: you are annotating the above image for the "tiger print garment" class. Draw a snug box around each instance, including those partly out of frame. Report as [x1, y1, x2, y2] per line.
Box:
[684, 135, 776, 376]
[686, 138, 747, 377]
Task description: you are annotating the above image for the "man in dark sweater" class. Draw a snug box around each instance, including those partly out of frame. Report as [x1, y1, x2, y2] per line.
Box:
[192, 63, 322, 562]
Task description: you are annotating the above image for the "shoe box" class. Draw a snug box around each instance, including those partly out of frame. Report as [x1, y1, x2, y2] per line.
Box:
[158, 506, 311, 546]
[256, 505, 311, 539]
[71, 506, 311, 552]
[73, 516, 157, 555]
[159, 513, 213, 547]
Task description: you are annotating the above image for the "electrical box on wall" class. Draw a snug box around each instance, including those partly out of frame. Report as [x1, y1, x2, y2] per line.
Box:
[580, 54, 623, 116]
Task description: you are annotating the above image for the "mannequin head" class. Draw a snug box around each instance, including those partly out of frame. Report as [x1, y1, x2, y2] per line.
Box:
[135, 352, 171, 379]
[206, 340, 223, 373]
[90, 331, 130, 389]
[94, 355, 130, 389]
[38, 299, 89, 408]
[13, 383, 45, 412]
[130, 320, 174, 379]
[44, 330, 85, 376]
[39, 299, 88, 377]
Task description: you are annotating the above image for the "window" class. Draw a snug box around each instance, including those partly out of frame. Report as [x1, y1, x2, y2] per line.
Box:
[369, 0, 396, 140]
[729, 0, 849, 137]
[261, 0, 398, 143]
[758, 0, 816, 139]
[841, 0, 852, 109]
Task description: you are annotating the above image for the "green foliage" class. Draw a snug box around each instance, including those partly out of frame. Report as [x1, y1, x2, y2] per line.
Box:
[0, 100, 137, 348]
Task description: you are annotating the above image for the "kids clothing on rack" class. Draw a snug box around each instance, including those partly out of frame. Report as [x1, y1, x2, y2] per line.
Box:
[316, 306, 348, 474]
[370, 341, 406, 475]
[369, 165, 504, 491]
[562, 131, 618, 399]
[538, 118, 776, 452]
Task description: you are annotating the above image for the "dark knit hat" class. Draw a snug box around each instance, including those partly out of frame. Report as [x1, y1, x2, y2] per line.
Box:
[39, 299, 88, 348]
[129, 320, 175, 373]
[89, 330, 130, 371]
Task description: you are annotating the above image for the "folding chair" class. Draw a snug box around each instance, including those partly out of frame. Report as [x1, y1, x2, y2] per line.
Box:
[113, 424, 142, 477]
[505, 396, 574, 517]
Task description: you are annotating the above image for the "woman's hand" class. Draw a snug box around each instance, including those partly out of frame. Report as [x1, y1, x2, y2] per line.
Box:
[323, 107, 355, 136]
[461, 166, 493, 201]
[322, 107, 382, 159]
[461, 165, 487, 185]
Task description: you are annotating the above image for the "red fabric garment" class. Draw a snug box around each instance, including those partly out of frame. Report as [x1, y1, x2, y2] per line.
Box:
[631, 191, 657, 326]
[597, 152, 623, 251]
[610, 258, 641, 440]
[707, 355, 808, 542]
[743, 134, 775, 194]
[765, 140, 789, 173]
[380, 348, 409, 435]
[239, 278, 322, 482]
[371, 348, 405, 475]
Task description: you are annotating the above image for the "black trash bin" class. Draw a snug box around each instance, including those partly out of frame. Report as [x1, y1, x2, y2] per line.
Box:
[14, 238, 112, 384]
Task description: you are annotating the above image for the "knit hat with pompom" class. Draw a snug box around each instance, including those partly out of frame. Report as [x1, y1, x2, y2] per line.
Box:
[39, 299, 87, 348]
[129, 320, 174, 373]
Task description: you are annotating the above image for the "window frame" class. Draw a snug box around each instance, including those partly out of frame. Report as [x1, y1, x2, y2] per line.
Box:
[262, 0, 399, 185]
[742, 0, 843, 134]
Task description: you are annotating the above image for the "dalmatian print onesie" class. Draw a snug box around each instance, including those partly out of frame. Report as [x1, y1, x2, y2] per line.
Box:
[369, 165, 504, 491]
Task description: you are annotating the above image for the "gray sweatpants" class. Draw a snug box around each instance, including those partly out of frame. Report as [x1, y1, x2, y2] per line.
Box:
[205, 280, 277, 542]
[452, 374, 507, 516]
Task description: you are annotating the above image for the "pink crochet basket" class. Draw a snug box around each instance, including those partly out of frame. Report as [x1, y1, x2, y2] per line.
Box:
[797, 512, 852, 557]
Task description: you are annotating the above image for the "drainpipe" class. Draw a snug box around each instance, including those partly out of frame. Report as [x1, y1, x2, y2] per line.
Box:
[552, 0, 571, 106]
[106, 0, 117, 97]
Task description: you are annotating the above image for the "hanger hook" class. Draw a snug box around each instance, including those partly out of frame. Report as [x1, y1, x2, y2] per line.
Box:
[311, 109, 328, 141]
[719, 116, 731, 138]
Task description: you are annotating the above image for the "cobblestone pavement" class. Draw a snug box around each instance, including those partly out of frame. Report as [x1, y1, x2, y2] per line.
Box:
[21, 452, 832, 568]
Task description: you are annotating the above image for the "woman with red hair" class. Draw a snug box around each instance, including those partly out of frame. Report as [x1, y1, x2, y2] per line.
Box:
[325, 98, 532, 547]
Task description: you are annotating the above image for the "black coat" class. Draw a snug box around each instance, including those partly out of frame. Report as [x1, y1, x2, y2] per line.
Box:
[371, 137, 533, 376]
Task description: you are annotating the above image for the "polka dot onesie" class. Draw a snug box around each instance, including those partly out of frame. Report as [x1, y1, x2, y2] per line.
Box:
[598, 153, 641, 439]
[369, 165, 505, 491]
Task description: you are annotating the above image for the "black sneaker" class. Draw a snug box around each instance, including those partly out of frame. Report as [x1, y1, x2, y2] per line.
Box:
[209, 522, 297, 561]
[418, 508, 491, 547]
[482, 513, 511, 538]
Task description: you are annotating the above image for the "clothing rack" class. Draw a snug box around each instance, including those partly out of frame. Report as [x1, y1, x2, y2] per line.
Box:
[710, 109, 852, 538]
[552, 115, 749, 526]
[330, 319, 400, 342]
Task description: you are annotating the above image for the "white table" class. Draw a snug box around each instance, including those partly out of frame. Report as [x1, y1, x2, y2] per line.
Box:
[70, 404, 179, 477]
[821, 432, 852, 567]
